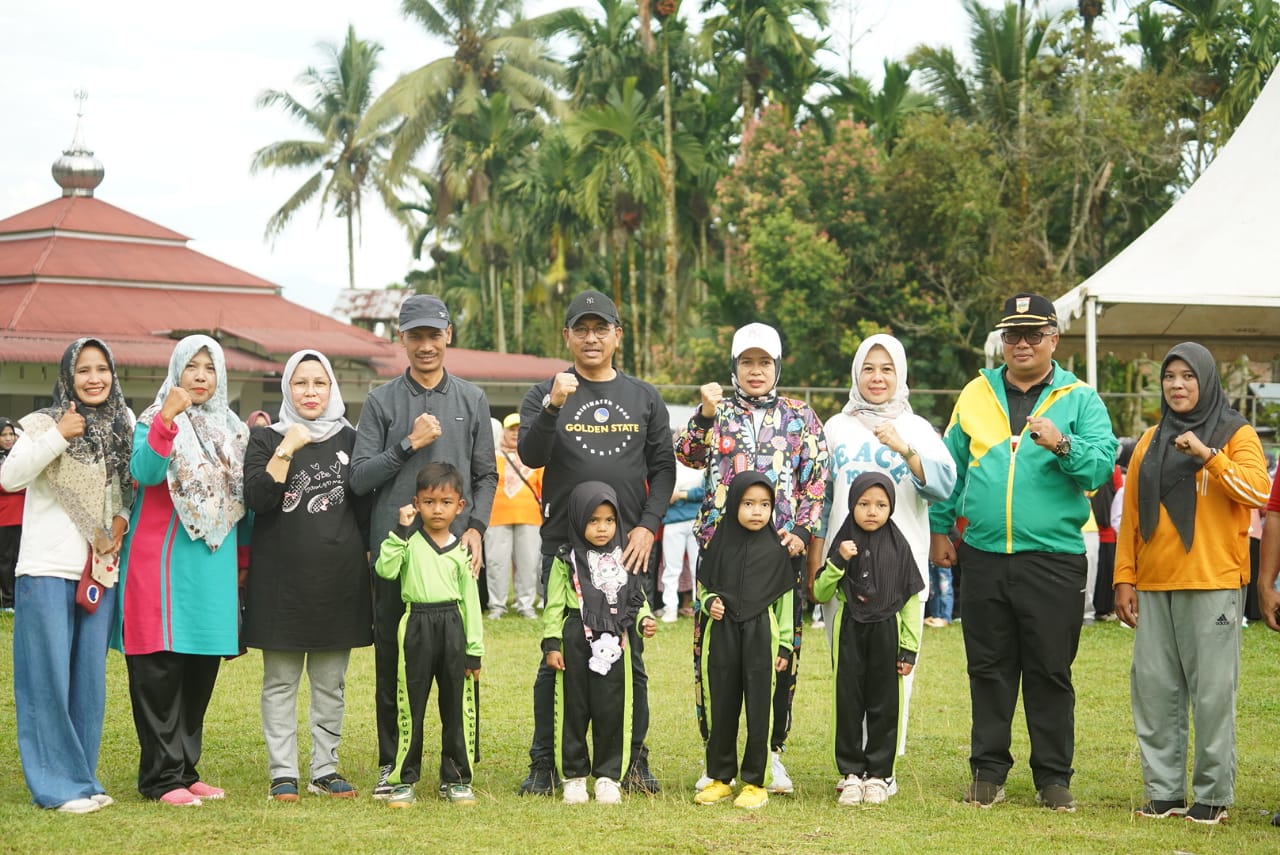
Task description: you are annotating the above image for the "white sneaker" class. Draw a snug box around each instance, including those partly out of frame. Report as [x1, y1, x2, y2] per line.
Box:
[696, 768, 735, 791]
[90, 793, 114, 807]
[837, 775, 864, 806]
[562, 777, 589, 805]
[661, 609, 679, 623]
[862, 777, 892, 804]
[594, 777, 622, 804]
[55, 798, 101, 814]
[768, 751, 793, 794]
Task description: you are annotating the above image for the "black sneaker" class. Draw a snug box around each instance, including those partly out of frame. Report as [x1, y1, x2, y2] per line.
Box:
[1135, 799, 1186, 818]
[621, 750, 661, 794]
[1036, 784, 1077, 813]
[963, 779, 1005, 808]
[371, 764, 394, 800]
[518, 760, 557, 796]
[1184, 802, 1228, 825]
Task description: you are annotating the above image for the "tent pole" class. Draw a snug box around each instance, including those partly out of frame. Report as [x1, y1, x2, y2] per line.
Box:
[1085, 295, 1098, 388]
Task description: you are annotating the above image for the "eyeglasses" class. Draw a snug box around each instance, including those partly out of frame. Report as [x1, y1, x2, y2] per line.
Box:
[1000, 328, 1054, 346]
[569, 324, 615, 340]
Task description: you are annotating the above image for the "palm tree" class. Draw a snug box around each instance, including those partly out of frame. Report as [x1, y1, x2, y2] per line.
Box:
[365, 0, 566, 177]
[824, 60, 934, 151]
[251, 26, 407, 289]
[699, 0, 830, 126]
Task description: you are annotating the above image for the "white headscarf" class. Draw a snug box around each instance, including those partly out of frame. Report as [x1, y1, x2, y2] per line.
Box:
[271, 350, 351, 443]
[842, 333, 913, 424]
[139, 335, 247, 551]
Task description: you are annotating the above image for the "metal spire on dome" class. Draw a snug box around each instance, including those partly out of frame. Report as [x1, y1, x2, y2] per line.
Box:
[51, 89, 105, 197]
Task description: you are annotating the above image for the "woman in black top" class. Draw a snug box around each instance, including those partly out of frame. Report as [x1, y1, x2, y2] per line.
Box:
[242, 350, 372, 801]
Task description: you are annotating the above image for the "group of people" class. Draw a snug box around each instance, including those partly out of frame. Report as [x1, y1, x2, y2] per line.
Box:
[3, 288, 1277, 827]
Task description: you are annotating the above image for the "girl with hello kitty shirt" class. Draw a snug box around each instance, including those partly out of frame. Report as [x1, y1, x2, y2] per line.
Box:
[542, 481, 656, 805]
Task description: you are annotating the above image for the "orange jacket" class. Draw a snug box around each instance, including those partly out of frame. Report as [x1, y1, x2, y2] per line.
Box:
[1115, 424, 1270, 591]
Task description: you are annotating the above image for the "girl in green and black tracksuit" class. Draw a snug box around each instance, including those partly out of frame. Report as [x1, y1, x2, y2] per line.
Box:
[814, 472, 923, 803]
[542, 482, 654, 797]
[696, 472, 794, 805]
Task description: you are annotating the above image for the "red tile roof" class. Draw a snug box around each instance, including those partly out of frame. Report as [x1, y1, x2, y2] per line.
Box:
[0, 196, 188, 241]
[0, 235, 277, 290]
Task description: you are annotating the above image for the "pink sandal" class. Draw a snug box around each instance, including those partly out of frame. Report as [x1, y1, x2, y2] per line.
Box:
[188, 781, 225, 800]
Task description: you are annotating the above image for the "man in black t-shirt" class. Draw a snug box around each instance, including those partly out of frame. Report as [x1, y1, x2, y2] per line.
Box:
[516, 289, 676, 796]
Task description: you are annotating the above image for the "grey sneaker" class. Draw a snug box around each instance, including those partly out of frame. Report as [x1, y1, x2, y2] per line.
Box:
[964, 779, 1006, 808]
[439, 782, 477, 806]
[386, 784, 415, 808]
[372, 764, 395, 800]
[1036, 784, 1077, 813]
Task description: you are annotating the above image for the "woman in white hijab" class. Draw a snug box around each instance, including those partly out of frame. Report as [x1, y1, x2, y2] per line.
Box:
[242, 350, 372, 801]
[809, 334, 955, 766]
[115, 334, 248, 806]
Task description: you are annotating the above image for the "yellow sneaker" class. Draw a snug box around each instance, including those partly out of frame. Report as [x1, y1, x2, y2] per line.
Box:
[694, 780, 734, 805]
[734, 784, 769, 809]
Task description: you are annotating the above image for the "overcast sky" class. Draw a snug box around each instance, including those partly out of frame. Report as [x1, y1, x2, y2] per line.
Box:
[2, 1, 1027, 317]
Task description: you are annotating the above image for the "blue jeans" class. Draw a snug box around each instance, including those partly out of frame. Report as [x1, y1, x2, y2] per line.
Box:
[13, 575, 115, 807]
[926, 562, 953, 622]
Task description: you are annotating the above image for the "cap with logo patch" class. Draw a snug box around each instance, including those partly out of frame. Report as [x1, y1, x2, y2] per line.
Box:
[564, 289, 621, 328]
[995, 292, 1057, 329]
[399, 294, 451, 332]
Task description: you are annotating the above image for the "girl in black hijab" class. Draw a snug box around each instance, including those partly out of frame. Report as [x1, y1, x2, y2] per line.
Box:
[814, 471, 923, 807]
[542, 481, 656, 805]
[693, 472, 794, 810]
[1114, 342, 1269, 824]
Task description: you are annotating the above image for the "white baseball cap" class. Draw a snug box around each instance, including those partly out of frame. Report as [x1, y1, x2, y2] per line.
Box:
[731, 323, 782, 359]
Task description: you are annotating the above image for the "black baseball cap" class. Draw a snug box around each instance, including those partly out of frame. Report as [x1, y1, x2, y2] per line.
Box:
[399, 294, 451, 332]
[564, 289, 620, 328]
[995, 292, 1057, 329]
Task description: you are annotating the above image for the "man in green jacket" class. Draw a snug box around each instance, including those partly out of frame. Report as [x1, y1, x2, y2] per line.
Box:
[930, 293, 1116, 814]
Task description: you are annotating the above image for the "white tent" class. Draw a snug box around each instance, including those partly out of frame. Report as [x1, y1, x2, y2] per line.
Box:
[986, 73, 1280, 382]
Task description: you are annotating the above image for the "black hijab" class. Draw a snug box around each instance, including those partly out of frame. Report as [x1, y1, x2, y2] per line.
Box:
[697, 471, 794, 622]
[566, 481, 644, 636]
[0, 417, 16, 464]
[826, 472, 922, 624]
[1138, 342, 1249, 551]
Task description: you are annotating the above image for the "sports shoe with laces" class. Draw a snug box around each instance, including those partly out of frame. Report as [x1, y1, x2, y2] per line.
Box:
[90, 793, 114, 807]
[963, 779, 1005, 808]
[372, 764, 395, 800]
[562, 777, 589, 805]
[837, 775, 864, 806]
[268, 778, 299, 802]
[519, 759, 558, 796]
[308, 773, 357, 798]
[1036, 784, 1077, 813]
[860, 778, 890, 803]
[440, 782, 477, 806]
[386, 784, 415, 808]
[734, 783, 769, 809]
[159, 787, 202, 807]
[594, 777, 622, 805]
[1135, 799, 1186, 818]
[1184, 802, 1228, 825]
[694, 780, 734, 805]
[768, 750, 793, 794]
[622, 750, 661, 794]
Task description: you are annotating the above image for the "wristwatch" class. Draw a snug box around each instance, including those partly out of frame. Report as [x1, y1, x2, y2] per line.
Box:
[541, 393, 561, 415]
[399, 437, 415, 456]
[1053, 435, 1072, 458]
[903, 445, 918, 460]
[274, 448, 293, 462]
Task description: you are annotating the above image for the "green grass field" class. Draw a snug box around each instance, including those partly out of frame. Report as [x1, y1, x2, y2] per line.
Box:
[2, 610, 1279, 853]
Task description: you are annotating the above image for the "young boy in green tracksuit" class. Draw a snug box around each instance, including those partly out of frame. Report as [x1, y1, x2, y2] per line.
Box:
[542, 481, 656, 806]
[374, 462, 483, 807]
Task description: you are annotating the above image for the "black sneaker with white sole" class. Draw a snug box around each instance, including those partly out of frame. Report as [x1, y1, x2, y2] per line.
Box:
[372, 764, 394, 800]
[1135, 799, 1186, 818]
[1184, 802, 1228, 825]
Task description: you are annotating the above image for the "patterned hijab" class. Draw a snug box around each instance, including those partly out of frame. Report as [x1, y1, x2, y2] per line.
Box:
[843, 334, 913, 424]
[271, 350, 351, 443]
[139, 335, 248, 550]
[1138, 342, 1248, 551]
[18, 338, 134, 549]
